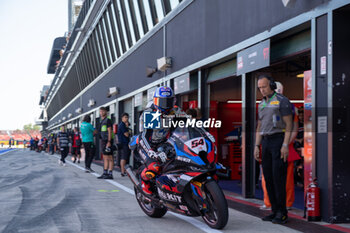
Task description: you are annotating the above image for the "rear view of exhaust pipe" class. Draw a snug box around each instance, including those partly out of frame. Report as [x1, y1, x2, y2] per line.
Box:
[125, 165, 140, 186]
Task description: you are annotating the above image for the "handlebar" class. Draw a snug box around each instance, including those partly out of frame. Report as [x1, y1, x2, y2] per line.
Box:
[216, 169, 231, 179]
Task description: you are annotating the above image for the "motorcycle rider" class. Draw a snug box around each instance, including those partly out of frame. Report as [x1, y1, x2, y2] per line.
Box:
[138, 86, 186, 195]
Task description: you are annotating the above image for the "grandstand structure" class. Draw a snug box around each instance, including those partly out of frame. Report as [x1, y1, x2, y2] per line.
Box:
[0, 130, 40, 147]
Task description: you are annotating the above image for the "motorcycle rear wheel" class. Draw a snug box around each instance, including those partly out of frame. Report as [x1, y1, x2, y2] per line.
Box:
[134, 187, 167, 218]
[202, 180, 229, 229]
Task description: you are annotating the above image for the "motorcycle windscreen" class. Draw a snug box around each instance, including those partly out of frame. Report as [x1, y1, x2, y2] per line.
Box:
[171, 127, 211, 166]
[171, 127, 207, 143]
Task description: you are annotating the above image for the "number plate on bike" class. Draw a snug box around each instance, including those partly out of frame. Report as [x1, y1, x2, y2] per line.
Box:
[185, 137, 207, 154]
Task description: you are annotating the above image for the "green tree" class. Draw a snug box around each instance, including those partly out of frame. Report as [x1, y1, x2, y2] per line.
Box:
[23, 123, 33, 131]
[23, 123, 40, 131]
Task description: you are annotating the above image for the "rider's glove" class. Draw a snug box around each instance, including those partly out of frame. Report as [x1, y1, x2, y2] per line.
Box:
[148, 150, 167, 163]
[156, 152, 167, 163]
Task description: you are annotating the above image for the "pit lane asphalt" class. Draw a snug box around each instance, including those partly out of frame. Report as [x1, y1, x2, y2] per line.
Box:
[0, 149, 301, 233]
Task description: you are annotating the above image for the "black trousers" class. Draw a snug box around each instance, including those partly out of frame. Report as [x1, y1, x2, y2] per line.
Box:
[119, 143, 131, 162]
[49, 144, 54, 154]
[261, 133, 288, 215]
[83, 142, 95, 169]
[60, 147, 69, 163]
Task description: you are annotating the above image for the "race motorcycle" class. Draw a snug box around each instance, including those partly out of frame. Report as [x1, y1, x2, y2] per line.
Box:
[126, 126, 229, 229]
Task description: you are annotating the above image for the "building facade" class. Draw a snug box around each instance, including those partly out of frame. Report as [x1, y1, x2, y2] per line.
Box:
[41, 0, 350, 223]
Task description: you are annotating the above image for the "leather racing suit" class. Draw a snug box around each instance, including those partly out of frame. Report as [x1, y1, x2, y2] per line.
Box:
[138, 103, 186, 194]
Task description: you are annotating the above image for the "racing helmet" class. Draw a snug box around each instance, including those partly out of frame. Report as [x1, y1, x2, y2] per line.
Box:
[153, 86, 175, 112]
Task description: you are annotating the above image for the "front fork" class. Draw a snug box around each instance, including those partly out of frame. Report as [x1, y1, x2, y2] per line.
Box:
[190, 178, 212, 214]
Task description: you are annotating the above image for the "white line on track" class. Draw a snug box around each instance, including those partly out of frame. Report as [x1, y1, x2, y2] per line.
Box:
[0, 149, 17, 156]
[51, 153, 222, 233]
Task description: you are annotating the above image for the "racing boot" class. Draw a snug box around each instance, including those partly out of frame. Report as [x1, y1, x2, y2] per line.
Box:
[141, 180, 153, 195]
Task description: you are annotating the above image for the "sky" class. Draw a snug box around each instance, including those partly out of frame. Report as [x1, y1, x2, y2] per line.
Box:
[0, 0, 68, 130]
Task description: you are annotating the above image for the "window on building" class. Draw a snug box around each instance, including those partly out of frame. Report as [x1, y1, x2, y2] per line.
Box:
[80, 49, 92, 84]
[92, 30, 107, 71]
[103, 12, 117, 63]
[100, 18, 113, 65]
[154, 0, 165, 22]
[170, 0, 180, 9]
[119, 0, 134, 48]
[85, 38, 98, 79]
[127, 0, 141, 41]
[137, 0, 149, 34]
[107, 3, 122, 57]
[75, 58, 87, 89]
[97, 23, 111, 67]
[114, 0, 131, 51]
[163, 0, 172, 15]
[143, 0, 155, 28]
[88, 38, 102, 78]
[83, 40, 94, 80]
[148, 0, 159, 25]
[111, 1, 126, 54]
[78, 50, 88, 86]
[90, 32, 104, 74]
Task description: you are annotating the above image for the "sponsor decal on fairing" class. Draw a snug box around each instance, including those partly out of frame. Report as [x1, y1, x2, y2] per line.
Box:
[157, 188, 182, 202]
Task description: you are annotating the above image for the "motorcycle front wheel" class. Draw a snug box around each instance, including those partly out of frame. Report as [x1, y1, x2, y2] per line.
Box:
[202, 180, 229, 229]
[134, 187, 167, 218]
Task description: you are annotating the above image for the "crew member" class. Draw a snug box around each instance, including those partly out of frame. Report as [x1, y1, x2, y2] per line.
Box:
[117, 113, 131, 177]
[57, 126, 70, 166]
[261, 81, 300, 210]
[97, 107, 115, 179]
[254, 75, 293, 224]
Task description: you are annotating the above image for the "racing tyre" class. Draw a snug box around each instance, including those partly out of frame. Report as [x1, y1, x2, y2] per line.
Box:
[202, 180, 229, 229]
[134, 187, 167, 218]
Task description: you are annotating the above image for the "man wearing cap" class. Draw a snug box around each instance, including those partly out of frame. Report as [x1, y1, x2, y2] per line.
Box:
[254, 75, 293, 224]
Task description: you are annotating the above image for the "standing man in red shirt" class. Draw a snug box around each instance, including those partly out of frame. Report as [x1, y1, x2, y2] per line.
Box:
[72, 127, 82, 163]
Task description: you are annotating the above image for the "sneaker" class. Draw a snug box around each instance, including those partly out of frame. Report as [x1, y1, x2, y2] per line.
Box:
[105, 174, 113, 179]
[262, 213, 276, 221]
[85, 168, 90, 173]
[260, 205, 272, 210]
[272, 212, 288, 224]
[58, 160, 63, 166]
[121, 172, 127, 177]
[78, 160, 80, 164]
[97, 174, 108, 179]
[62, 163, 66, 167]
[88, 168, 95, 173]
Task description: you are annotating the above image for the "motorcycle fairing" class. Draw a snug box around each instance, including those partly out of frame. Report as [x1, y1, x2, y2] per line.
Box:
[173, 141, 206, 166]
[155, 171, 206, 216]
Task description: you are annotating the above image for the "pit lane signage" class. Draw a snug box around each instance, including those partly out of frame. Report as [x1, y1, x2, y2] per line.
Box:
[134, 92, 143, 107]
[147, 86, 157, 101]
[174, 73, 190, 95]
[237, 39, 270, 75]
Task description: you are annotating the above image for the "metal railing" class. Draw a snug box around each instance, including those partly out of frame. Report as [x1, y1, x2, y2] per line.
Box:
[45, 0, 95, 107]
